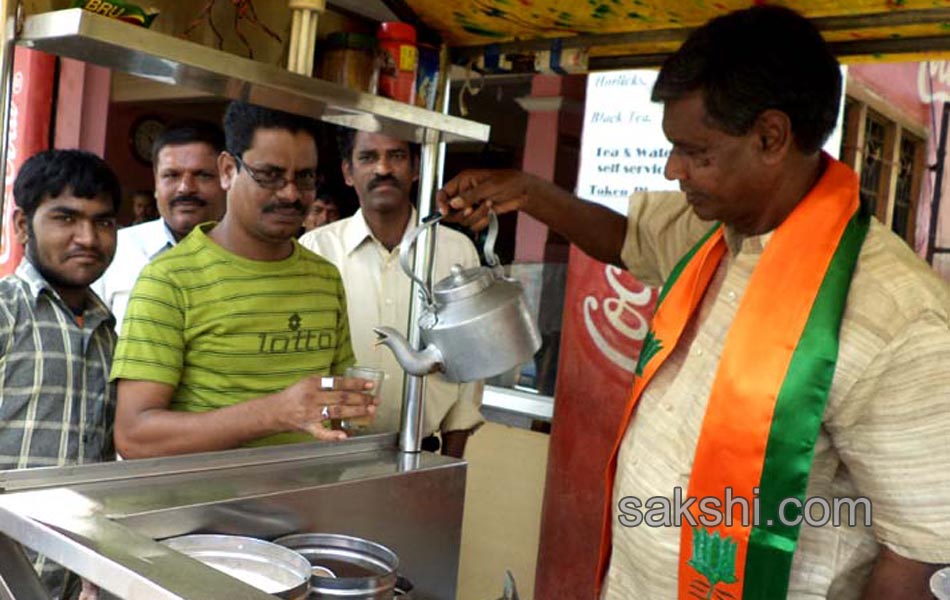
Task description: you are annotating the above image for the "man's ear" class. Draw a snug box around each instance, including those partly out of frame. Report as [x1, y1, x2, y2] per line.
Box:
[13, 208, 29, 245]
[412, 154, 419, 183]
[753, 109, 794, 165]
[341, 160, 354, 187]
[218, 151, 236, 191]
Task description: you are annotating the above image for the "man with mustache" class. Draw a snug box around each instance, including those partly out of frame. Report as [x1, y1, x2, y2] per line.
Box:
[299, 130, 483, 458]
[0, 149, 120, 598]
[111, 102, 377, 458]
[92, 120, 227, 332]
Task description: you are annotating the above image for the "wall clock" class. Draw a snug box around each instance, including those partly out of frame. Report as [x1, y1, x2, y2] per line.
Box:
[130, 116, 165, 165]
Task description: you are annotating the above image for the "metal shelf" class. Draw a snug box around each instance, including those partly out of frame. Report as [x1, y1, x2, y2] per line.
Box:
[16, 8, 490, 144]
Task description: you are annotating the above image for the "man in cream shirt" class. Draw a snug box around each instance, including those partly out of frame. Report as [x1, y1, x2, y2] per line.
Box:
[93, 121, 226, 332]
[300, 130, 483, 458]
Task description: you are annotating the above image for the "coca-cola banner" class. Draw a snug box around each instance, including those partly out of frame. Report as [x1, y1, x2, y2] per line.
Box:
[535, 247, 657, 600]
[535, 70, 673, 599]
[0, 48, 55, 275]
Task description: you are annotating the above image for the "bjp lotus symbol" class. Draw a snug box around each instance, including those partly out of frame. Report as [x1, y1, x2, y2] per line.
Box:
[687, 527, 738, 600]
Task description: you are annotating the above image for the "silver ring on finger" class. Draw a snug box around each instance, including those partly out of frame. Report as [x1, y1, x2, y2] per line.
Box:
[320, 376, 334, 390]
[320, 405, 330, 420]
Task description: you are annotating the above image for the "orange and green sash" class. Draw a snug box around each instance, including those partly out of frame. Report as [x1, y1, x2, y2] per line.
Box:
[597, 157, 869, 599]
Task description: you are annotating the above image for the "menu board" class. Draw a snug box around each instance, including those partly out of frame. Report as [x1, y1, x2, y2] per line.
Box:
[575, 70, 677, 215]
[575, 68, 846, 215]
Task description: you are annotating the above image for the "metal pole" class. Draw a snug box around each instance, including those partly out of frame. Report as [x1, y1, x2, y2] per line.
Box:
[0, 0, 19, 222]
[0, 533, 52, 600]
[399, 128, 439, 453]
[397, 450, 421, 473]
[398, 48, 455, 454]
[927, 102, 949, 265]
[427, 70, 453, 289]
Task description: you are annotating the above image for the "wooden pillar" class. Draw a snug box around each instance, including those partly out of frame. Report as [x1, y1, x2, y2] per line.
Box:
[54, 58, 111, 155]
[514, 74, 586, 263]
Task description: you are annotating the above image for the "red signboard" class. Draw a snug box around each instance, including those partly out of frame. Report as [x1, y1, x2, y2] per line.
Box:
[535, 246, 657, 599]
[0, 48, 56, 275]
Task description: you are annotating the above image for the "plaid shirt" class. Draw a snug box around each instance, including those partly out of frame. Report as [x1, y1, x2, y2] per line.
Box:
[0, 259, 117, 471]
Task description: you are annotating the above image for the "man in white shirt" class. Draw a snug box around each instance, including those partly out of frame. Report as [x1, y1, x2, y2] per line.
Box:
[93, 121, 227, 331]
[300, 130, 484, 458]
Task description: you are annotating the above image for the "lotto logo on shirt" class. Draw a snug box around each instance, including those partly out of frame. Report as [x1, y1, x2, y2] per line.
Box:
[257, 312, 336, 354]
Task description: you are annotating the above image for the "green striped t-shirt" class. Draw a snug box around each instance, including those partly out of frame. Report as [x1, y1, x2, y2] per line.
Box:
[110, 223, 355, 446]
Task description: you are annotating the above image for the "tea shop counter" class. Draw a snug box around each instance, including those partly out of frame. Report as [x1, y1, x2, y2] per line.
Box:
[0, 434, 465, 599]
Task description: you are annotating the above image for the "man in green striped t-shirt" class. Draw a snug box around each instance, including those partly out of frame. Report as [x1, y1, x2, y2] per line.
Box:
[112, 102, 378, 458]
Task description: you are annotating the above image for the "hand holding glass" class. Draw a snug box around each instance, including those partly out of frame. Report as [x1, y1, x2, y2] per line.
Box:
[340, 366, 385, 433]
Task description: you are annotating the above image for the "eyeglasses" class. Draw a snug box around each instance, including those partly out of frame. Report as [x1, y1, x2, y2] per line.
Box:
[232, 154, 320, 193]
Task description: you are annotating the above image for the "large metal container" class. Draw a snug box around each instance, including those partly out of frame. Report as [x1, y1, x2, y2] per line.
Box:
[163, 534, 311, 600]
[275, 533, 398, 599]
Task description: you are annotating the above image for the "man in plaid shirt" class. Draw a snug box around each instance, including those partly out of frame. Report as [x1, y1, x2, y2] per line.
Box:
[0, 149, 120, 598]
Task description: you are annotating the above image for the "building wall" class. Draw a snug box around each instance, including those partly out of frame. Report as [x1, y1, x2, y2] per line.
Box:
[849, 62, 930, 127]
[847, 61, 950, 277]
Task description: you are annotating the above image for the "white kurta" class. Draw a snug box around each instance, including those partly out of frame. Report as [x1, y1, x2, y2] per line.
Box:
[91, 217, 176, 333]
[602, 191, 950, 599]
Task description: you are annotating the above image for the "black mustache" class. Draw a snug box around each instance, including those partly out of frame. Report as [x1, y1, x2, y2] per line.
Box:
[368, 176, 399, 190]
[170, 195, 208, 208]
[66, 249, 105, 261]
[263, 201, 305, 215]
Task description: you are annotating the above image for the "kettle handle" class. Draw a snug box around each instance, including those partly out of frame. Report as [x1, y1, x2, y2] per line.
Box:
[399, 212, 443, 306]
[483, 210, 501, 268]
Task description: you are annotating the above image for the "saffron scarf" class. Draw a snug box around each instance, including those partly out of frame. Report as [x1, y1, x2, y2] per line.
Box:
[597, 157, 869, 599]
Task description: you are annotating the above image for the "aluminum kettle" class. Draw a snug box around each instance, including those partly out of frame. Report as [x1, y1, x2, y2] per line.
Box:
[374, 211, 541, 383]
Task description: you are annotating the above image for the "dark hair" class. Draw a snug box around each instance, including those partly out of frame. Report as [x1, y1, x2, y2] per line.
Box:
[13, 149, 121, 219]
[337, 127, 357, 163]
[151, 119, 225, 164]
[223, 101, 319, 159]
[315, 187, 339, 205]
[652, 5, 841, 153]
[335, 127, 419, 164]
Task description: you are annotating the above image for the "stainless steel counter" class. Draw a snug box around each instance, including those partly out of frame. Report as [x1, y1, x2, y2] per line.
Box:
[0, 435, 465, 599]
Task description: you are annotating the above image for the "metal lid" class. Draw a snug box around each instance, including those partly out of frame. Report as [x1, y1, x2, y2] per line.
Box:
[274, 533, 398, 596]
[432, 264, 493, 304]
[162, 534, 310, 595]
[377, 22, 417, 44]
[932, 567, 950, 600]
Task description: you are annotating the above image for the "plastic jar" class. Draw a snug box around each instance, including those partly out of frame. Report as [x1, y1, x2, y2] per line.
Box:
[377, 22, 417, 104]
[319, 32, 379, 94]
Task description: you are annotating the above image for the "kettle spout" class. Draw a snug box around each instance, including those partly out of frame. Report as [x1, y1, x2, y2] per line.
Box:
[373, 327, 444, 377]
